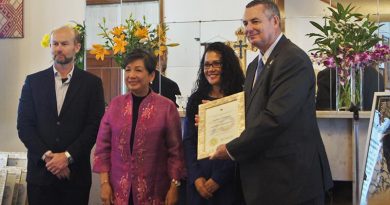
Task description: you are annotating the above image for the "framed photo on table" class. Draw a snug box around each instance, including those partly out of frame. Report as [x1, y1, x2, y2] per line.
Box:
[197, 92, 245, 159]
[360, 92, 390, 205]
[0, 0, 23, 38]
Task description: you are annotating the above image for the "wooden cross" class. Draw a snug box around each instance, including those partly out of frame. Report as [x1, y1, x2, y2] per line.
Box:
[226, 26, 257, 74]
[233, 39, 248, 59]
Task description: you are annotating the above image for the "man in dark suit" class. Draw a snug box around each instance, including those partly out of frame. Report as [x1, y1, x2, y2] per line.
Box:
[316, 66, 384, 110]
[151, 70, 181, 107]
[151, 51, 181, 107]
[17, 26, 105, 205]
[211, 1, 333, 204]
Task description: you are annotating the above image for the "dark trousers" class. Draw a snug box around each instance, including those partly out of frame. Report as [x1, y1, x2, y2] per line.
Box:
[297, 193, 325, 205]
[27, 182, 90, 205]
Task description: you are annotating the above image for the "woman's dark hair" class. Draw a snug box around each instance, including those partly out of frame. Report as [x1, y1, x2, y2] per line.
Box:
[123, 49, 156, 73]
[192, 42, 245, 96]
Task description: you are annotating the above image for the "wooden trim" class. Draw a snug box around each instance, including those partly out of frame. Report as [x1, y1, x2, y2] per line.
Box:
[316, 111, 371, 119]
[159, 0, 164, 24]
[320, 0, 336, 8]
[86, 0, 119, 5]
[87, 0, 157, 5]
[123, 0, 157, 2]
[86, 51, 123, 103]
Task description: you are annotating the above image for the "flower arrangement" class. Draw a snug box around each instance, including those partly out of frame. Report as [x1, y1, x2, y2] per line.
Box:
[307, 3, 390, 110]
[90, 15, 178, 69]
[307, 3, 389, 67]
[40, 22, 86, 70]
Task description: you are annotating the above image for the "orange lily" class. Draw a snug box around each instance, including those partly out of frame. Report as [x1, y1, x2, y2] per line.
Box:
[113, 35, 128, 54]
[134, 27, 149, 39]
[90, 44, 110, 61]
[111, 26, 125, 37]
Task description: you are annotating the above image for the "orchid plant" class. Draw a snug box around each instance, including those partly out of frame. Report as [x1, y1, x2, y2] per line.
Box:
[307, 3, 390, 110]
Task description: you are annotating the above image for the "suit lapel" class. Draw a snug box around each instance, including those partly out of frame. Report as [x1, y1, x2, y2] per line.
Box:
[246, 35, 288, 110]
[45, 67, 59, 117]
[247, 63, 267, 110]
[244, 57, 258, 112]
[59, 67, 82, 118]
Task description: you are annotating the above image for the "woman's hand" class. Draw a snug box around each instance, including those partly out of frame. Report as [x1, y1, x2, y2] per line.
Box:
[101, 182, 114, 205]
[165, 183, 179, 205]
[194, 114, 199, 127]
[194, 100, 210, 127]
[194, 177, 212, 199]
[201, 100, 210, 104]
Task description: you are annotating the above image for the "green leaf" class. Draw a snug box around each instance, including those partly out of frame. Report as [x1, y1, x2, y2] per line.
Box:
[309, 21, 326, 35]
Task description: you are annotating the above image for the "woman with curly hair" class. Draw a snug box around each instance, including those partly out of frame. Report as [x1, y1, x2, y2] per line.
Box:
[183, 42, 245, 205]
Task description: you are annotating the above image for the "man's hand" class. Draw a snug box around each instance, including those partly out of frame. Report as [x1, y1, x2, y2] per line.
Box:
[209, 144, 231, 160]
[44, 154, 53, 164]
[45, 152, 69, 175]
[55, 167, 71, 180]
[194, 177, 212, 199]
[205, 178, 220, 194]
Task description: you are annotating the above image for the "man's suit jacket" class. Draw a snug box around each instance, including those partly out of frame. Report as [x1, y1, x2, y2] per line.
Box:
[151, 70, 181, 107]
[226, 36, 333, 205]
[17, 66, 105, 187]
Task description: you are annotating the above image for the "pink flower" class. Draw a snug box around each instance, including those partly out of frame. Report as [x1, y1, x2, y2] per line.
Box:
[324, 56, 336, 68]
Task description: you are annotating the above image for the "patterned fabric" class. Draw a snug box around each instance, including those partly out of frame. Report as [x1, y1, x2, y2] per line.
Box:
[0, 0, 23, 38]
[368, 147, 390, 197]
[93, 92, 186, 205]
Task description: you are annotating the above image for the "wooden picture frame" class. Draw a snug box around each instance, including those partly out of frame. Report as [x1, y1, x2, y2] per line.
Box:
[0, 0, 23, 38]
[86, 0, 157, 5]
[197, 92, 245, 159]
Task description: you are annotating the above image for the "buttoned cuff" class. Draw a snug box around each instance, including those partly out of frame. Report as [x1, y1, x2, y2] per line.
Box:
[65, 151, 74, 164]
[226, 146, 235, 161]
[42, 150, 52, 161]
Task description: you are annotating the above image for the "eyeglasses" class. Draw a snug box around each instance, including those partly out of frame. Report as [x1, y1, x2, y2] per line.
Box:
[204, 61, 222, 70]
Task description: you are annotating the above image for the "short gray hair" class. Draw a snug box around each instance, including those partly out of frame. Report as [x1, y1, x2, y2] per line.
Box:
[246, 0, 281, 28]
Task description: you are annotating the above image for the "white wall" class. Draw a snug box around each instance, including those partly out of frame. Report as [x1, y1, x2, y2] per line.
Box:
[163, 0, 332, 97]
[85, 2, 159, 49]
[0, 0, 85, 151]
[164, 0, 254, 97]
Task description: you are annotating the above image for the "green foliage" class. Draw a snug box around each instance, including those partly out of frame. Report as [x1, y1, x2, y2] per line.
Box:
[307, 3, 382, 64]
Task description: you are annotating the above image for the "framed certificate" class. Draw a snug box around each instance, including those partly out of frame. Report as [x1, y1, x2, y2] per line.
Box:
[197, 92, 245, 159]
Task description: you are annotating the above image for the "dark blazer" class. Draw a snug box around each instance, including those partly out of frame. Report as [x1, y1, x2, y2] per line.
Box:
[316, 67, 384, 110]
[17, 66, 105, 188]
[183, 92, 244, 205]
[151, 70, 181, 107]
[226, 35, 333, 205]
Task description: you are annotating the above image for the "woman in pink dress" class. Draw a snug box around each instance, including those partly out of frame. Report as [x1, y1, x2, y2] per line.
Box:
[93, 49, 186, 205]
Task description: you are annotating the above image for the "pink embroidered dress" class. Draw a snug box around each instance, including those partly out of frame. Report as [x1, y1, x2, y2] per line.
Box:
[93, 92, 185, 205]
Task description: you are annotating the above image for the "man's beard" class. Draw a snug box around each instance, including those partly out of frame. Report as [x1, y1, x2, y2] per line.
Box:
[53, 54, 74, 65]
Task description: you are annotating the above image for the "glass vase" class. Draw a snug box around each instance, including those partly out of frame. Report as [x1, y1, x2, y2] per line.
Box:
[336, 65, 363, 111]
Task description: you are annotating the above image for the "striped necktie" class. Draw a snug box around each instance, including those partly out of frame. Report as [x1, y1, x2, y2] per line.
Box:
[252, 59, 264, 88]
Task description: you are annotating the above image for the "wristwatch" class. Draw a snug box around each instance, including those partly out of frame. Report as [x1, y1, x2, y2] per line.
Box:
[65, 151, 74, 164]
